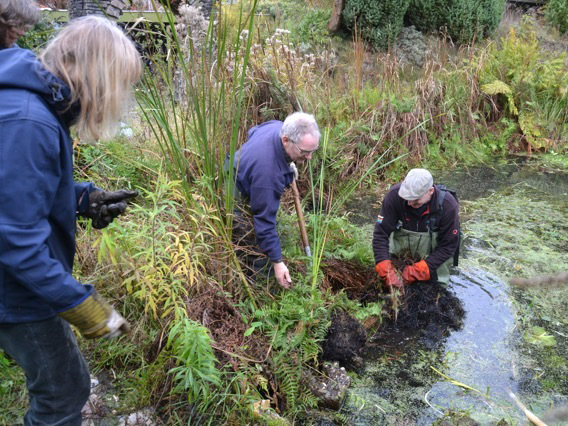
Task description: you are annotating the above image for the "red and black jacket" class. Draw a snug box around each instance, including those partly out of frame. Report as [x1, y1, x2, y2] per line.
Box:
[372, 183, 460, 275]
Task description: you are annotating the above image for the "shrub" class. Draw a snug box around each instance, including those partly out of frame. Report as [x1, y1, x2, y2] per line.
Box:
[404, 0, 446, 33]
[394, 26, 427, 67]
[545, 0, 568, 34]
[406, 0, 505, 44]
[479, 18, 568, 150]
[291, 8, 332, 47]
[342, 0, 411, 50]
[18, 16, 58, 51]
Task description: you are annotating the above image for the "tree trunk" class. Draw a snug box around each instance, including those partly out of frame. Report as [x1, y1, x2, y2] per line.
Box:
[327, 0, 344, 32]
[68, 0, 130, 20]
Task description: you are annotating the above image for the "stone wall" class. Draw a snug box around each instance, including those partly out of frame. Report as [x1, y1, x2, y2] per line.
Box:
[68, 0, 130, 20]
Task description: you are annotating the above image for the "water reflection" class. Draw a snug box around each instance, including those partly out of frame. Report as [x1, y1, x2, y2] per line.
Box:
[345, 265, 524, 425]
[423, 267, 520, 424]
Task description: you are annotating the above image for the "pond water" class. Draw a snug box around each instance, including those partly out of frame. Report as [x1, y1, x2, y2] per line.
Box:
[342, 158, 568, 425]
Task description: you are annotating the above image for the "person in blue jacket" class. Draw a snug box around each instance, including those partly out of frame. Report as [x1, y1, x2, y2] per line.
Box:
[0, 0, 39, 49]
[0, 16, 142, 425]
[229, 112, 320, 289]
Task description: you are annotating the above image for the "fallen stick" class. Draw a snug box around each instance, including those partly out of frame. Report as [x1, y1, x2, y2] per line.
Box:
[509, 391, 547, 426]
[510, 271, 568, 289]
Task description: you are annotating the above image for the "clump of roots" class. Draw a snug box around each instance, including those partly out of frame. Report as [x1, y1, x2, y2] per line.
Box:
[321, 254, 465, 351]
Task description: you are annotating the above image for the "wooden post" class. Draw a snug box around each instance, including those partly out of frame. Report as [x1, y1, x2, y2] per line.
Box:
[291, 181, 311, 257]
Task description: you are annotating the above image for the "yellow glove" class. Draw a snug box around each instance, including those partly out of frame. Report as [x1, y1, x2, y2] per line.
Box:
[59, 291, 130, 339]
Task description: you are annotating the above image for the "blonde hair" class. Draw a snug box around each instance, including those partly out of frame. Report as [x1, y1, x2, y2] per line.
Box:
[0, 0, 40, 29]
[39, 16, 142, 141]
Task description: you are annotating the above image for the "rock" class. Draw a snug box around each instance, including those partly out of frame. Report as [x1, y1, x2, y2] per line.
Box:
[252, 400, 291, 425]
[81, 374, 157, 426]
[306, 362, 351, 410]
[436, 413, 481, 426]
[118, 408, 156, 425]
[119, 122, 134, 138]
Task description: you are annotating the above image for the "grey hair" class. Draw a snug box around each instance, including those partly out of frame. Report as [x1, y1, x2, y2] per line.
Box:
[280, 112, 321, 143]
[0, 0, 40, 29]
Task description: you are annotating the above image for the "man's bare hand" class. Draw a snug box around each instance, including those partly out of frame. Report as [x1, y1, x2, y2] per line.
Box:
[273, 262, 292, 289]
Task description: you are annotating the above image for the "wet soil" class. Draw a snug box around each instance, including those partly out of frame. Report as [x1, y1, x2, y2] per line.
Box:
[320, 258, 465, 367]
[322, 310, 367, 369]
[378, 283, 465, 351]
[321, 258, 379, 302]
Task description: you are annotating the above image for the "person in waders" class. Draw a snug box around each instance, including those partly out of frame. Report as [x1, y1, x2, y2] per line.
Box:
[226, 112, 320, 289]
[0, 16, 141, 425]
[373, 168, 460, 288]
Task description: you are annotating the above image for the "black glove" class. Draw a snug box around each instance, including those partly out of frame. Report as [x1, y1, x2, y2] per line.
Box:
[84, 189, 138, 229]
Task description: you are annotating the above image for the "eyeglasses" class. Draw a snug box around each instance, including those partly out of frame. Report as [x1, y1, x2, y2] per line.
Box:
[290, 141, 319, 157]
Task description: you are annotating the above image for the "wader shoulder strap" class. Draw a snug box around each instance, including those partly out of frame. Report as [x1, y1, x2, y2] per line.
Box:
[429, 185, 460, 267]
[428, 185, 447, 233]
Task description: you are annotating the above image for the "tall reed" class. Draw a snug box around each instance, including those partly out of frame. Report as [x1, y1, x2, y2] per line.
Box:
[132, 2, 265, 421]
[137, 1, 259, 298]
[307, 130, 405, 292]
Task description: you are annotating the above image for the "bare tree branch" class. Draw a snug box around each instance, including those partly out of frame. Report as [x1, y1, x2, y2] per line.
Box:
[509, 271, 568, 289]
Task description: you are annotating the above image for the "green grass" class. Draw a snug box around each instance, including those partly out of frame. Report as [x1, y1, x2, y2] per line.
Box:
[0, 352, 26, 425]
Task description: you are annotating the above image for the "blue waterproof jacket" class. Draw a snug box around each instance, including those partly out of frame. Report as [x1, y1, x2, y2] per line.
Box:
[233, 121, 295, 262]
[0, 48, 95, 323]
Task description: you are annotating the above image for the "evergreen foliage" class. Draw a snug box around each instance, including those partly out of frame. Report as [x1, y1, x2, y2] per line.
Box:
[404, 0, 446, 33]
[17, 16, 58, 51]
[545, 0, 568, 34]
[262, 284, 330, 413]
[406, 0, 505, 44]
[342, 0, 504, 48]
[292, 8, 332, 47]
[342, 0, 411, 50]
[394, 26, 427, 67]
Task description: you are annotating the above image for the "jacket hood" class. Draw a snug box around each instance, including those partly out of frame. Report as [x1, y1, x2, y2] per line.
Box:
[0, 48, 76, 122]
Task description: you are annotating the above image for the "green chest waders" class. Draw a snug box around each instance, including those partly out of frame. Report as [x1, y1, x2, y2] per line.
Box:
[389, 228, 453, 285]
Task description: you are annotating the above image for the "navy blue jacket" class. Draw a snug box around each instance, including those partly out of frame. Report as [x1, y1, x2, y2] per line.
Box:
[233, 121, 295, 262]
[0, 48, 95, 323]
[372, 183, 460, 272]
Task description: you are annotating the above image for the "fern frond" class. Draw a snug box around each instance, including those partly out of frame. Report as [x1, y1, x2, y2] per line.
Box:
[481, 80, 518, 115]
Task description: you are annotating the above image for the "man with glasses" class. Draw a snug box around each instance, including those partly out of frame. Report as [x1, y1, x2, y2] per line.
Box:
[228, 112, 320, 289]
